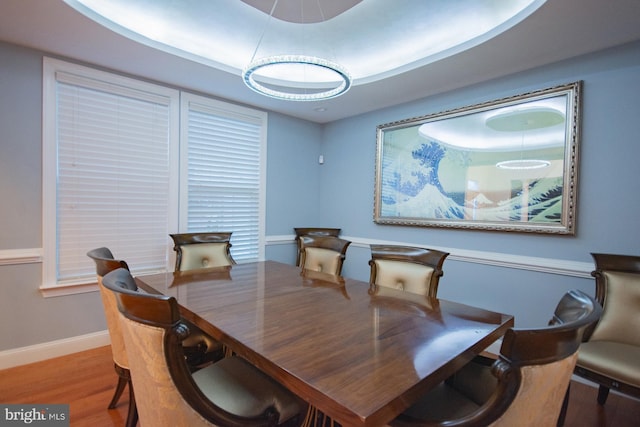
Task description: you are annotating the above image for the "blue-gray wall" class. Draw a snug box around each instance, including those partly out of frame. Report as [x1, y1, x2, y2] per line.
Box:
[1, 39, 639, 353]
[0, 42, 322, 351]
[314, 41, 640, 327]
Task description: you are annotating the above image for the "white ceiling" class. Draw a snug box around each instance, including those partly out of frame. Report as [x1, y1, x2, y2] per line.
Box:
[1, 0, 640, 123]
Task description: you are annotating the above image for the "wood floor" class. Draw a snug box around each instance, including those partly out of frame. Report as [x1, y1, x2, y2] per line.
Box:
[1, 345, 639, 426]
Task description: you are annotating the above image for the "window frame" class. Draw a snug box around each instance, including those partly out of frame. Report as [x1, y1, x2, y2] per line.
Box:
[179, 92, 267, 262]
[42, 58, 266, 297]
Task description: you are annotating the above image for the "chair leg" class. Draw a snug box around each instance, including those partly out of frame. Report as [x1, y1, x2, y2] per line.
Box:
[108, 364, 130, 409]
[597, 385, 610, 405]
[557, 383, 570, 426]
[125, 378, 138, 427]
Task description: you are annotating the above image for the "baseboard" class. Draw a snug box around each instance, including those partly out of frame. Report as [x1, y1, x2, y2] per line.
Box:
[0, 330, 110, 370]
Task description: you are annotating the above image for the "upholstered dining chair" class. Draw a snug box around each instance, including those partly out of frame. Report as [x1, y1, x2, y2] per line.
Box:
[170, 232, 235, 271]
[571, 253, 640, 406]
[102, 267, 306, 427]
[86, 247, 136, 427]
[299, 235, 351, 276]
[368, 245, 449, 298]
[88, 247, 224, 427]
[293, 227, 341, 266]
[388, 289, 602, 427]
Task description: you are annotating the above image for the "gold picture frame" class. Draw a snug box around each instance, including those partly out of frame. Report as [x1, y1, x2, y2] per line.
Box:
[374, 81, 582, 234]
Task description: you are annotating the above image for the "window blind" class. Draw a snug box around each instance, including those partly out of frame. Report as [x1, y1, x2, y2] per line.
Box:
[184, 99, 265, 261]
[54, 74, 174, 283]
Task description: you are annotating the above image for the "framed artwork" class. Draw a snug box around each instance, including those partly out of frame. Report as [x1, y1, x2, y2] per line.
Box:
[374, 81, 582, 234]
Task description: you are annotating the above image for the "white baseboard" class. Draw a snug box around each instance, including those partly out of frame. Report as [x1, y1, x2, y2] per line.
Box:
[0, 330, 110, 370]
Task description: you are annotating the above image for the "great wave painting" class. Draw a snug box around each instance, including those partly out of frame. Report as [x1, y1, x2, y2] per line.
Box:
[374, 82, 581, 234]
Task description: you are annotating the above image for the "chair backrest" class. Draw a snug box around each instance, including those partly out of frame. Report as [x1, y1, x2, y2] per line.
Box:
[382, 290, 602, 427]
[368, 245, 449, 297]
[484, 290, 602, 427]
[101, 268, 284, 427]
[170, 232, 235, 272]
[299, 235, 351, 276]
[87, 247, 131, 369]
[587, 253, 640, 346]
[293, 227, 341, 266]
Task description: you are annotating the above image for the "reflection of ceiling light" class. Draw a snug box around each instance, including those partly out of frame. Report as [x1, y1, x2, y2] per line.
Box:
[418, 97, 567, 151]
[242, 55, 351, 101]
[486, 107, 565, 132]
[496, 159, 551, 169]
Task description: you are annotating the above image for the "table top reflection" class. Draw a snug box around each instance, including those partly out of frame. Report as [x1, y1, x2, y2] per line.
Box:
[136, 261, 513, 427]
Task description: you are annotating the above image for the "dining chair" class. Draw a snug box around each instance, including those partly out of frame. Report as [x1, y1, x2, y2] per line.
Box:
[388, 289, 602, 427]
[170, 232, 235, 271]
[102, 267, 306, 427]
[293, 227, 341, 266]
[368, 245, 449, 297]
[299, 235, 351, 276]
[86, 247, 137, 427]
[88, 247, 225, 427]
[571, 253, 640, 406]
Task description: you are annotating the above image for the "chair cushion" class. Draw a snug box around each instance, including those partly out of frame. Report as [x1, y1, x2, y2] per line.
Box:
[590, 271, 640, 346]
[303, 247, 341, 274]
[193, 356, 303, 423]
[374, 259, 434, 295]
[446, 357, 497, 405]
[399, 358, 495, 422]
[179, 243, 231, 271]
[400, 382, 480, 421]
[578, 340, 640, 386]
[397, 353, 577, 426]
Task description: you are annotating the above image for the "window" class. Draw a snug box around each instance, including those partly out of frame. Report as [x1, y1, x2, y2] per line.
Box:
[42, 58, 265, 296]
[180, 93, 266, 261]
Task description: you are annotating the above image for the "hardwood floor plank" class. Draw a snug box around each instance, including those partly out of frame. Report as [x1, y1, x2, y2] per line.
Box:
[1, 345, 638, 426]
[0, 346, 127, 426]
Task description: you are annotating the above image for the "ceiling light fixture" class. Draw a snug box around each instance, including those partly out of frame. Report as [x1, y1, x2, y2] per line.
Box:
[243, 55, 351, 101]
[241, 0, 351, 101]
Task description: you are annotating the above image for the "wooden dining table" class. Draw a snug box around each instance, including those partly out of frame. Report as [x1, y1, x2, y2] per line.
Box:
[135, 261, 514, 427]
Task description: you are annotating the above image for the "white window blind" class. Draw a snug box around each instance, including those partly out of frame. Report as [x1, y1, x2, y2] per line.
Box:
[43, 58, 179, 289]
[181, 94, 266, 261]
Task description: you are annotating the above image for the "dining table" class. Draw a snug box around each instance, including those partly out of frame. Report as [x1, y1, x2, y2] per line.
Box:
[135, 260, 514, 427]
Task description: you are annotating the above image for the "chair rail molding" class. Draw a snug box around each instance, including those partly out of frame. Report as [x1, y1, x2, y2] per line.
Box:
[0, 248, 43, 266]
[265, 235, 593, 279]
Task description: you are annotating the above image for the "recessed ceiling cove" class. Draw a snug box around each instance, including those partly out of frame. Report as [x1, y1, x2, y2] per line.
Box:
[63, 0, 546, 86]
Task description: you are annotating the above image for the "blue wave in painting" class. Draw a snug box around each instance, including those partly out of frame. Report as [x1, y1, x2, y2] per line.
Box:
[380, 141, 562, 222]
